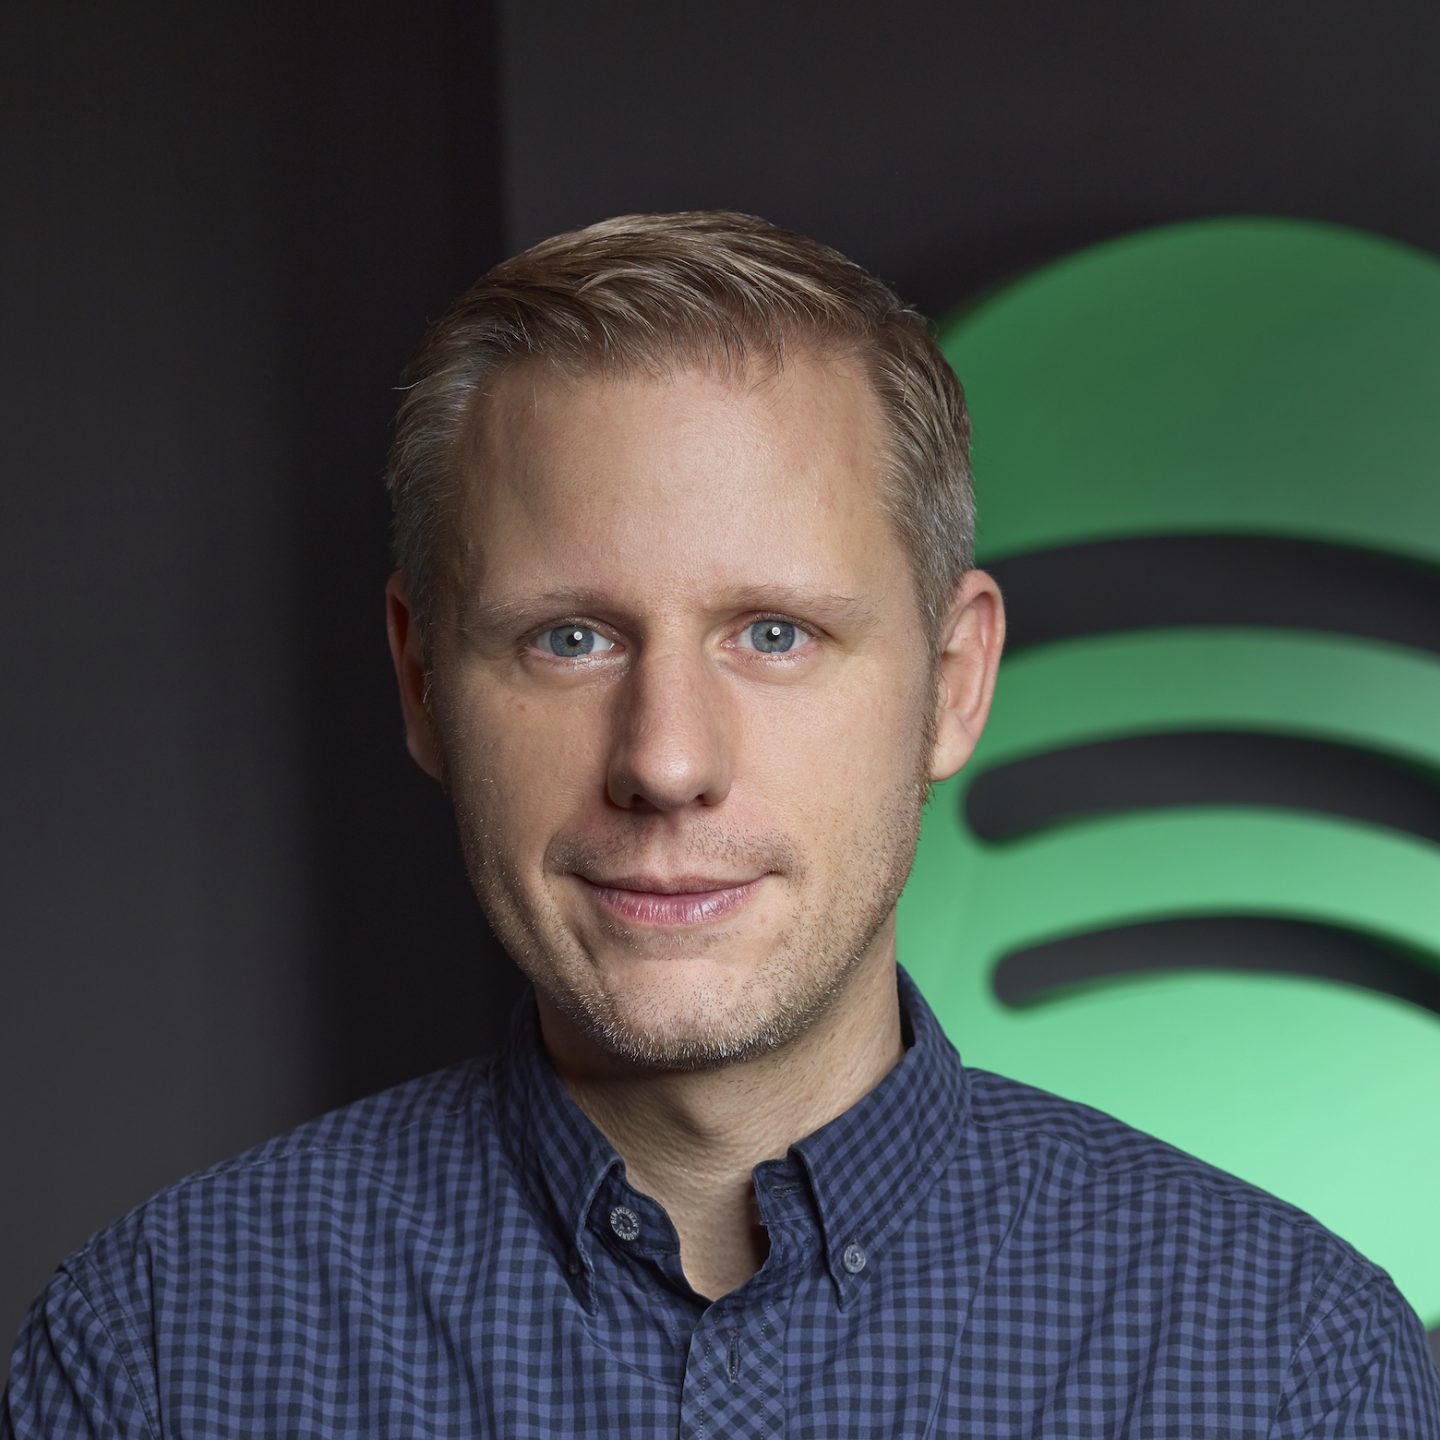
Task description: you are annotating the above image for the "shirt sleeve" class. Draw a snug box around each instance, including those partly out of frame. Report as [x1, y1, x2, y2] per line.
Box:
[1268, 1270, 1440, 1439]
[2, 1269, 158, 1440]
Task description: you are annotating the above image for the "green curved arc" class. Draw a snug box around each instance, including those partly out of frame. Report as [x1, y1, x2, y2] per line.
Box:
[903, 801, 1440, 979]
[970, 629, 1440, 772]
[924, 807, 1440, 969]
[937, 219, 1440, 567]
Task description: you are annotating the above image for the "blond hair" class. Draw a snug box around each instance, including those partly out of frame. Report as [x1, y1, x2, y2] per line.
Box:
[385, 210, 973, 653]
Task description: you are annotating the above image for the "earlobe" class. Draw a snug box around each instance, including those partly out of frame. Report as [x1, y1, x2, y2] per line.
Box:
[927, 570, 1006, 783]
[384, 571, 446, 783]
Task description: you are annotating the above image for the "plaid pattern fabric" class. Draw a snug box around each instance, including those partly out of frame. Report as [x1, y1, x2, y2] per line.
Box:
[5, 968, 1437, 1437]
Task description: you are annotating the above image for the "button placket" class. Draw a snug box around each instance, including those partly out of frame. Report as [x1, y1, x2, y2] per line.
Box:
[726, 1328, 742, 1382]
[678, 1285, 790, 1438]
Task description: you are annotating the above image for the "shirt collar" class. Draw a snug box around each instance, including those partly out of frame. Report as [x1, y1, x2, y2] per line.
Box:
[492, 966, 969, 1300]
[790, 967, 970, 1298]
[492, 991, 621, 1261]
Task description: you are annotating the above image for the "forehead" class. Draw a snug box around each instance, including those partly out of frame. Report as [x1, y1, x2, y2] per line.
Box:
[451, 352, 912, 617]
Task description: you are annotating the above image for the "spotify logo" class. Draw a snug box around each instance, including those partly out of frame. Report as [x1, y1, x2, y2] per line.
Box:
[898, 218, 1440, 1333]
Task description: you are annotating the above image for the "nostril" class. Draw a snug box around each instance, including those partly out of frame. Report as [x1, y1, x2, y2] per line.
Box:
[605, 676, 734, 811]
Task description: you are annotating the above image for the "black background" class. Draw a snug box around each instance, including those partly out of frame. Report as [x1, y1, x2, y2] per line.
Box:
[4, 0, 1439, 1358]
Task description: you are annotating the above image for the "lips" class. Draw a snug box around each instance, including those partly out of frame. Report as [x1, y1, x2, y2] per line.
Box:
[578, 875, 762, 926]
[588, 874, 756, 895]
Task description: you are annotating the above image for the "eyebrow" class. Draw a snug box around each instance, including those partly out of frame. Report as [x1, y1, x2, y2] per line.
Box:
[457, 585, 882, 640]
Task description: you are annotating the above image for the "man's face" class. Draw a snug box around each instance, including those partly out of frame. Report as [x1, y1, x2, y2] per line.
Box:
[420, 353, 943, 1069]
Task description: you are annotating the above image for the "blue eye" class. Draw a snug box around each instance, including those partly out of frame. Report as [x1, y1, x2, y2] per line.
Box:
[745, 620, 799, 653]
[544, 626, 615, 658]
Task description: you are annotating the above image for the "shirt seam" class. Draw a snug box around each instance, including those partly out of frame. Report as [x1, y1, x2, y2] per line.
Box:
[921, 1140, 1033, 1440]
[1271, 1268, 1385, 1427]
[56, 1264, 162, 1440]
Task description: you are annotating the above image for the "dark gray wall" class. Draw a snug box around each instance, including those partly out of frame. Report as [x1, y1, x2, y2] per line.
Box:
[499, 1, 1440, 316]
[5, 0, 1439, 1360]
[1, 1, 514, 1351]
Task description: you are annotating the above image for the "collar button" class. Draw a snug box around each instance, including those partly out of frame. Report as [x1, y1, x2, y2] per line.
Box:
[609, 1204, 641, 1241]
[841, 1241, 867, 1275]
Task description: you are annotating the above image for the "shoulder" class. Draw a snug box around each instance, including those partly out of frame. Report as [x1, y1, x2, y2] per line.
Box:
[960, 1062, 1391, 1308]
[946, 1068, 1440, 1428]
[59, 1057, 504, 1348]
[92, 1054, 490, 1222]
[965, 1062, 1352, 1238]
[4, 1059, 512, 1435]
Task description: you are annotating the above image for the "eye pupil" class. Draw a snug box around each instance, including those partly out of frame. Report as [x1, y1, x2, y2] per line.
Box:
[751, 621, 797, 653]
[549, 626, 595, 656]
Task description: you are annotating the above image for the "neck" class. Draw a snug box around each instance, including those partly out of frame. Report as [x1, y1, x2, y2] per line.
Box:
[540, 955, 905, 1300]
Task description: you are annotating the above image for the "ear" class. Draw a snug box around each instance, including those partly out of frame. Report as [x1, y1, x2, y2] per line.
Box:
[928, 569, 1006, 783]
[384, 571, 445, 783]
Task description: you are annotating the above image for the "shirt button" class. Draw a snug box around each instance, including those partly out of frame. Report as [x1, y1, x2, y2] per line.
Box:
[609, 1205, 641, 1241]
[842, 1241, 867, 1274]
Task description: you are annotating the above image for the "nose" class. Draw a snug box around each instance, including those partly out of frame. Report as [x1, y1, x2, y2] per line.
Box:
[605, 648, 734, 812]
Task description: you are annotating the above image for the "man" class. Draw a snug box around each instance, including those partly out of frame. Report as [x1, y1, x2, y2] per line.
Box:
[5, 211, 1437, 1436]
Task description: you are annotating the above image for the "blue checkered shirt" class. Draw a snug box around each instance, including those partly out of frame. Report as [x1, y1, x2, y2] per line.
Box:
[5, 968, 1437, 1437]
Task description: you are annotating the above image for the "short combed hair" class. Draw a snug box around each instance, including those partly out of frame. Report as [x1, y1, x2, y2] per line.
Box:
[385, 210, 974, 655]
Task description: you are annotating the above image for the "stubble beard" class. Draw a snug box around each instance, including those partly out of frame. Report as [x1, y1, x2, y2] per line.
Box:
[445, 710, 937, 1073]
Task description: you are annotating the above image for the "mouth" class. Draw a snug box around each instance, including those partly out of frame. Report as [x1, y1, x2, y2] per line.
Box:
[577, 874, 764, 927]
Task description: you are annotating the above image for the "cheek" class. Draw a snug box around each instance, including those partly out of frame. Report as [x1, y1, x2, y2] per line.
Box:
[441, 685, 607, 840]
[746, 668, 929, 820]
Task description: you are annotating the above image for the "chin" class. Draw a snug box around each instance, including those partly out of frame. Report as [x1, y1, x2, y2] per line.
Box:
[582, 1008, 794, 1071]
[552, 955, 842, 1072]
